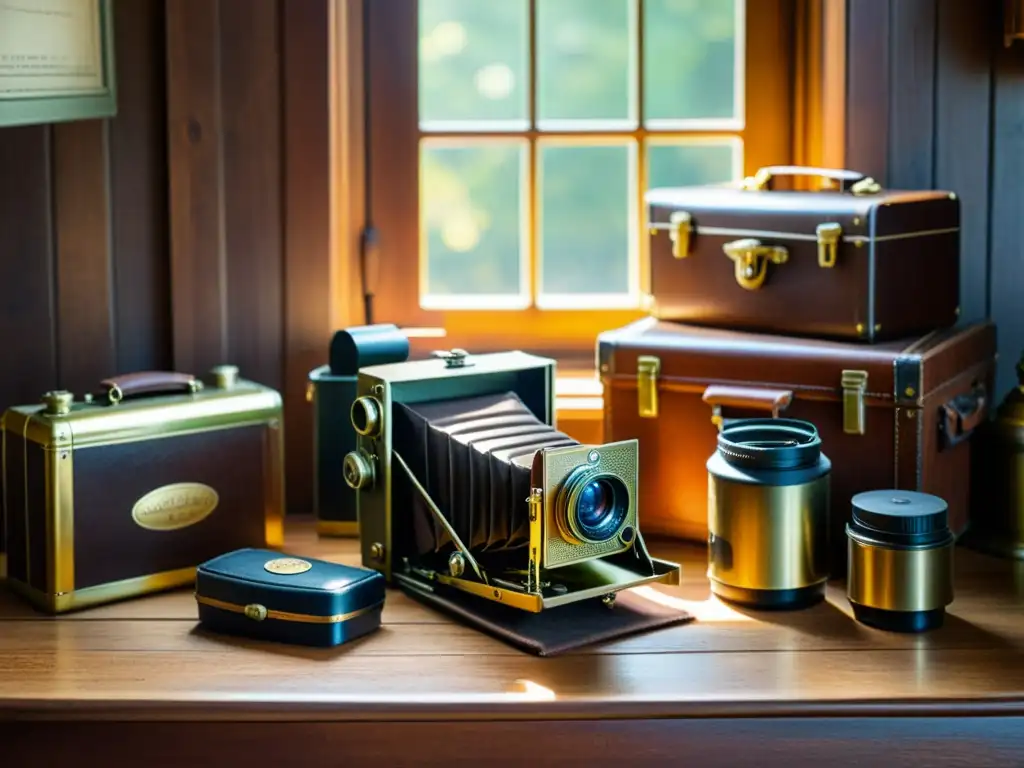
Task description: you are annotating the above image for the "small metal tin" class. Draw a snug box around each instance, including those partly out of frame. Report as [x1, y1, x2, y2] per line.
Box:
[707, 418, 831, 609]
[195, 548, 386, 648]
[846, 490, 954, 633]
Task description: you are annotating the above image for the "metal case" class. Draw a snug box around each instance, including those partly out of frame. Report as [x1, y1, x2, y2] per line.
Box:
[1, 366, 284, 613]
[195, 548, 385, 647]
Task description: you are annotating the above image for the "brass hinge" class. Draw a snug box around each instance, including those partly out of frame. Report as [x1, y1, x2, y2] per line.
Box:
[669, 212, 692, 258]
[816, 222, 842, 268]
[637, 355, 661, 419]
[841, 369, 868, 435]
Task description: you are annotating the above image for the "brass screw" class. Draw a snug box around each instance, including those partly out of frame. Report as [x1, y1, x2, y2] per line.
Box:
[855, 323, 865, 335]
[853, 217, 861, 226]
[905, 386, 916, 397]
[602, 593, 617, 608]
[369, 542, 385, 561]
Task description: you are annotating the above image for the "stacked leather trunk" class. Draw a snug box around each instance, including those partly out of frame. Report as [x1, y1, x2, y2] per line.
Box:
[598, 166, 996, 566]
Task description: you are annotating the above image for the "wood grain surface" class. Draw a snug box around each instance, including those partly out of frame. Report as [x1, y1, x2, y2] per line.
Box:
[2, 517, 1024, 764]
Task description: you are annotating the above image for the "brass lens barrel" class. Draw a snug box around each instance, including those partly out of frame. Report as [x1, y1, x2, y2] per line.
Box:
[707, 418, 831, 610]
[846, 490, 954, 633]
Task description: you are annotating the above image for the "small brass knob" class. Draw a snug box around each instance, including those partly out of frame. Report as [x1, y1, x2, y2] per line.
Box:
[351, 395, 382, 437]
[210, 365, 239, 389]
[343, 450, 375, 490]
[41, 390, 74, 416]
[369, 542, 385, 562]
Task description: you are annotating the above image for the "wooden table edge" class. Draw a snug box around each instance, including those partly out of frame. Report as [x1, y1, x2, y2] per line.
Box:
[3, 696, 1024, 722]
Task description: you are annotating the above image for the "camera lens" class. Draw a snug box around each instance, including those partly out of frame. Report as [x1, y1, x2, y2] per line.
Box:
[557, 470, 629, 544]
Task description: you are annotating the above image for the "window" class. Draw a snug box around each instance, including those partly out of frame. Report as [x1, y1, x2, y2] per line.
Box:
[364, 0, 793, 362]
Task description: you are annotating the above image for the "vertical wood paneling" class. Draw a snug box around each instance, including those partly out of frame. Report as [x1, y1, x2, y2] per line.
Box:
[934, 1, 996, 326]
[886, 0, 936, 189]
[220, 0, 283, 391]
[0, 127, 58, 406]
[166, 0, 228, 377]
[844, 0, 890, 179]
[283, 0, 334, 514]
[988, 44, 1024, 400]
[52, 120, 116, 394]
[109, 0, 172, 374]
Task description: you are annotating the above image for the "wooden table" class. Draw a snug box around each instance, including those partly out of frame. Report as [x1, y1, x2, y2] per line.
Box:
[2, 518, 1024, 766]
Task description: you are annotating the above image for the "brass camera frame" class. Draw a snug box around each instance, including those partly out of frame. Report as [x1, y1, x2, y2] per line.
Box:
[343, 350, 681, 612]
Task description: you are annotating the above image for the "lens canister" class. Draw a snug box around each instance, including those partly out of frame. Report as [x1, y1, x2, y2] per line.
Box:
[846, 490, 954, 633]
[707, 418, 831, 609]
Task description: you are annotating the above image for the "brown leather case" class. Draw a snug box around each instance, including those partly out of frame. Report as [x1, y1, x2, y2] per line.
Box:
[1, 368, 285, 613]
[646, 165, 961, 342]
[598, 318, 996, 565]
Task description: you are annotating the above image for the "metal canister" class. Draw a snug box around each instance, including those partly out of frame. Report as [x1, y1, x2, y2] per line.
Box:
[846, 490, 954, 633]
[707, 418, 831, 609]
[970, 353, 1024, 558]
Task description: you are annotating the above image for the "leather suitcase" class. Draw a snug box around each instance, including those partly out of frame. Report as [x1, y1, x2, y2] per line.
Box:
[646, 165, 960, 342]
[598, 318, 996, 566]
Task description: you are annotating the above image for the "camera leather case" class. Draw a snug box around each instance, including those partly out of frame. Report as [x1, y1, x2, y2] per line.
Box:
[195, 548, 385, 648]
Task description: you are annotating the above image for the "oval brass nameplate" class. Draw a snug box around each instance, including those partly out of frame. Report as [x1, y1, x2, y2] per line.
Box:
[264, 557, 312, 575]
[131, 482, 219, 532]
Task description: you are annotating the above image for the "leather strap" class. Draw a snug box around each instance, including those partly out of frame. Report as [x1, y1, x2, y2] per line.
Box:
[97, 371, 201, 404]
[702, 385, 794, 415]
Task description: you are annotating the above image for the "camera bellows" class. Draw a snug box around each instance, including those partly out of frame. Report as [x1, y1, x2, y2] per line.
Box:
[394, 392, 577, 555]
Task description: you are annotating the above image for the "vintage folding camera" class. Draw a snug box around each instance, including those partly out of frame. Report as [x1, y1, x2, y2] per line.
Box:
[342, 349, 681, 612]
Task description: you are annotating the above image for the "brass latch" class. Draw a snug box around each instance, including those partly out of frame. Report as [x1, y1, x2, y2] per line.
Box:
[841, 369, 868, 435]
[816, 222, 842, 268]
[722, 238, 788, 291]
[850, 177, 881, 196]
[637, 355, 661, 419]
[669, 211, 692, 258]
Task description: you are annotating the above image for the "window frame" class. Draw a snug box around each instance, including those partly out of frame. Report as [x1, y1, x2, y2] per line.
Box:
[362, 0, 796, 361]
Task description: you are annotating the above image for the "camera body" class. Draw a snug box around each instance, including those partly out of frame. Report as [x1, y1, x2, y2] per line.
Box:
[308, 324, 409, 536]
[343, 349, 680, 613]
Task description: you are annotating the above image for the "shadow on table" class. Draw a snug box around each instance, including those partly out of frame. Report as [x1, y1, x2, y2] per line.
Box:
[187, 622, 389, 660]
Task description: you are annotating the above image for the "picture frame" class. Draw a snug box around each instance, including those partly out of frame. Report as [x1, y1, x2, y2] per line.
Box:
[0, 0, 117, 127]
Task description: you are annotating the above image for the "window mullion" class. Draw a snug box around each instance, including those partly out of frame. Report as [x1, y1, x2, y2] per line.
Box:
[528, 0, 539, 306]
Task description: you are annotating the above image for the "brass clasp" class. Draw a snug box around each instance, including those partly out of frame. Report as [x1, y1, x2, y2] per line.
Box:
[669, 211, 692, 258]
[637, 355, 661, 419]
[841, 369, 869, 435]
[722, 238, 789, 291]
[816, 222, 842, 268]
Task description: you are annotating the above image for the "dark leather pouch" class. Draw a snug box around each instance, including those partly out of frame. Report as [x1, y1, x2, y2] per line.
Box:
[402, 579, 693, 656]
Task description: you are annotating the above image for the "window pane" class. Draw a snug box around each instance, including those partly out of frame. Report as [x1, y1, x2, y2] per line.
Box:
[643, 0, 740, 125]
[538, 142, 635, 304]
[419, 0, 529, 129]
[537, 0, 635, 128]
[420, 142, 528, 307]
[646, 139, 740, 189]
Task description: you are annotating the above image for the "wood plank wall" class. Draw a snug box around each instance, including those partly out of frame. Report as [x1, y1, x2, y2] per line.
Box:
[845, 0, 1022, 398]
[0, 0, 333, 515]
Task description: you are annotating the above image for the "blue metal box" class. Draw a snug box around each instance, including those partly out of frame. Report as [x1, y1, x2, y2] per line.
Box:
[195, 548, 385, 647]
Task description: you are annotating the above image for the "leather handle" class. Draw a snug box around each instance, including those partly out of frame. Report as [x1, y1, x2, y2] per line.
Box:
[743, 165, 878, 193]
[938, 385, 987, 450]
[98, 371, 203, 404]
[702, 386, 793, 429]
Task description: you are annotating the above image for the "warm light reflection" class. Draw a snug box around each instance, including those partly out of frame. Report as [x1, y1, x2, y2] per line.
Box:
[509, 679, 557, 701]
[401, 327, 448, 338]
[630, 585, 754, 623]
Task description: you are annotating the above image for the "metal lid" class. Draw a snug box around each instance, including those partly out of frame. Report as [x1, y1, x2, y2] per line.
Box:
[850, 490, 950, 545]
[717, 418, 821, 471]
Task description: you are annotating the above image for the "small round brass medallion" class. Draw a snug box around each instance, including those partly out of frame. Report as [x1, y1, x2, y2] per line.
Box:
[244, 603, 268, 621]
[264, 557, 312, 575]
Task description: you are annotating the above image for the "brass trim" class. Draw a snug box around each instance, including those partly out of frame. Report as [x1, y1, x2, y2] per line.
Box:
[51, 444, 75, 596]
[316, 520, 360, 537]
[648, 222, 959, 244]
[847, 537, 953, 613]
[816, 221, 842, 267]
[841, 369, 868, 435]
[669, 211, 692, 258]
[195, 594, 384, 625]
[637, 355, 660, 418]
[722, 238, 789, 290]
[6, 565, 197, 614]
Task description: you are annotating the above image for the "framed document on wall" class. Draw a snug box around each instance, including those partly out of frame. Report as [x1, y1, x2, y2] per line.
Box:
[0, 0, 116, 127]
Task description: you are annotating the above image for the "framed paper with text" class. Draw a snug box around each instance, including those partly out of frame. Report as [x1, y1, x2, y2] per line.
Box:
[0, 0, 116, 127]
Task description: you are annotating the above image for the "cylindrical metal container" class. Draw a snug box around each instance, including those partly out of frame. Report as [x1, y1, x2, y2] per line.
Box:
[707, 418, 831, 609]
[969, 353, 1024, 559]
[846, 490, 954, 633]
